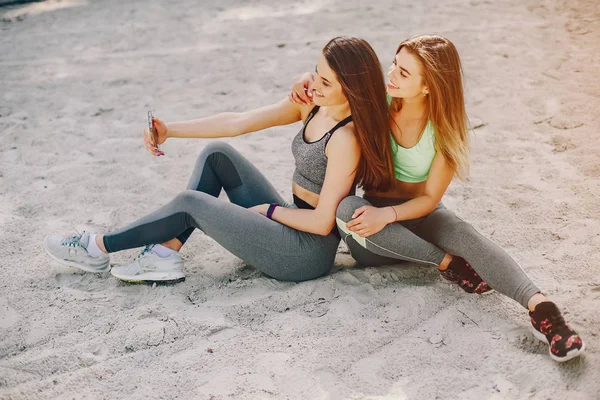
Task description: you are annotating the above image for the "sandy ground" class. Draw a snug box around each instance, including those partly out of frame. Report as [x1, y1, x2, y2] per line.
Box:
[0, 0, 599, 399]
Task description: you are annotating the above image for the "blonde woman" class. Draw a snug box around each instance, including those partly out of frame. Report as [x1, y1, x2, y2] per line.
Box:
[290, 35, 586, 362]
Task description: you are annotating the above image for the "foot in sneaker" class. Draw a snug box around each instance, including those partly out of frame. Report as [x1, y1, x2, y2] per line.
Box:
[110, 245, 185, 283]
[43, 231, 110, 273]
[439, 256, 492, 294]
[529, 301, 585, 362]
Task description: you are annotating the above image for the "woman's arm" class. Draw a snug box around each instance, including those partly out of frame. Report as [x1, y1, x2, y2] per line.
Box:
[347, 152, 454, 237]
[167, 98, 303, 139]
[389, 152, 454, 220]
[268, 127, 360, 235]
[143, 98, 304, 154]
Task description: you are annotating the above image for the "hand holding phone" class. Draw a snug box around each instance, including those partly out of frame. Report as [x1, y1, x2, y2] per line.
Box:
[147, 110, 164, 156]
[148, 110, 159, 147]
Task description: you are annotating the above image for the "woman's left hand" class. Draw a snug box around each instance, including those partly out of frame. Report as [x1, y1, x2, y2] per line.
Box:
[248, 204, 269, 216]
[346, 206, 395, 237]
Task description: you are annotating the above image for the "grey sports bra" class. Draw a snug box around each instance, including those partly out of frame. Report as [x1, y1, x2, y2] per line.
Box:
[291, 106, 353, 194]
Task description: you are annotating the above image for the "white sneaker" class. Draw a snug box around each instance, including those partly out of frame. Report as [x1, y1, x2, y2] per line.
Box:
[110, 245, 185, 283]
[43, 231, 110, 273]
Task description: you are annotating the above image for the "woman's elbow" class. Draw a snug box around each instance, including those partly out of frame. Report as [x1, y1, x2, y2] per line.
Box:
[424, 195, 440, 215]
[315, 220, 336, 236]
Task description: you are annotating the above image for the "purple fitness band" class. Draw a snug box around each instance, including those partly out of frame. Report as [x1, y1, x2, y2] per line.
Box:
[267, 203, 278, 219]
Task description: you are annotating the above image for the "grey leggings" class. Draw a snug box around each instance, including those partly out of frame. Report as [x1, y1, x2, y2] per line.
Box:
[336, 196, 540, 308]
[103, 141, 340, 282]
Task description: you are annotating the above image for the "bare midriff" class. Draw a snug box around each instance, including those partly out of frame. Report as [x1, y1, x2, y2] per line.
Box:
[292, 179, 425, 209]
[292, 181, 320, 208]
[365, 179, 426, 201]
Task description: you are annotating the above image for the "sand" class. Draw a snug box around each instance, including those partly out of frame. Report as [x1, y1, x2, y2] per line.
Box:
[0, 0, 599, 399]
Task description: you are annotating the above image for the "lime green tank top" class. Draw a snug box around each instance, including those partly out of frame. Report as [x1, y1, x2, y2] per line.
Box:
[387, 95, 437, 183]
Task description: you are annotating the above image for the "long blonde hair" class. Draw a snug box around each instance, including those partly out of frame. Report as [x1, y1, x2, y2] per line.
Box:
[390, 35, 470, 180]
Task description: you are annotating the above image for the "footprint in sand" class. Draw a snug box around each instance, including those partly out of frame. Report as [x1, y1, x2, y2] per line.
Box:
[552, 134, 577, 153]
[549, 116, 584, 130]
[81, 343, 109, 363]
[225, 301, 269, 326]
[52, 272, 111, 303]
[124, 320, 168, 352]
[302, 301, 330, 318]
[350, 283, 378, 305]
[116, 286, 154, 310]
[54, 271, 103, 286]
[207, 326, 239, 341]
[504, 325, 547, 355]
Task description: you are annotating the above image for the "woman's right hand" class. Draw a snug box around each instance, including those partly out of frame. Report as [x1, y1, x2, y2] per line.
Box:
[143, 117, 168, 156]
[288, 72, 315, 105]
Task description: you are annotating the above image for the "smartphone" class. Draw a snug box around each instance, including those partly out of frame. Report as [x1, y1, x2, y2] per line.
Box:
[147, 110, 159, 150]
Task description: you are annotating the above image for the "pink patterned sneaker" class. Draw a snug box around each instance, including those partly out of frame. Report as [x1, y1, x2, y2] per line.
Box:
[439, 256, 492, 294]
[529, 301, 585, 362]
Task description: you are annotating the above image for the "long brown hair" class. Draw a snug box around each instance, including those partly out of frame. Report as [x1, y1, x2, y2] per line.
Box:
[323, 37, 395, 191]
[390, 35, 470, 180]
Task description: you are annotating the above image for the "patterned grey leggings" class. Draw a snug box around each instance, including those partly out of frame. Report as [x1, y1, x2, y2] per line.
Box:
[103, 141, 340, 282]
[336, 196, 540, 308]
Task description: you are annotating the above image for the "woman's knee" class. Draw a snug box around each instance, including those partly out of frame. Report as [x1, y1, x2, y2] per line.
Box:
[336, 196, 369, 222]
[195, 141, 238, 166]
[173, 189, 208, 211]
[199, 141, 235, 157]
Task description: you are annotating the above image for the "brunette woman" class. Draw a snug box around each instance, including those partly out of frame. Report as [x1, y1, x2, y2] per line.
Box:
[44, 37, 390, 285]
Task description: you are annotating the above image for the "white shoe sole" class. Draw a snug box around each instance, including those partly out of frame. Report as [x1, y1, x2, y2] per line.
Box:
[531, 327, 586, 362]
[110, 269, 185, 284]
[43, 238, 110, 273]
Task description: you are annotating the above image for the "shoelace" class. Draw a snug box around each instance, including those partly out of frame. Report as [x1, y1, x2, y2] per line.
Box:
[543, 309, 567, 334]
[136, 245, 155, 259]
[60, 231, 85, 248]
